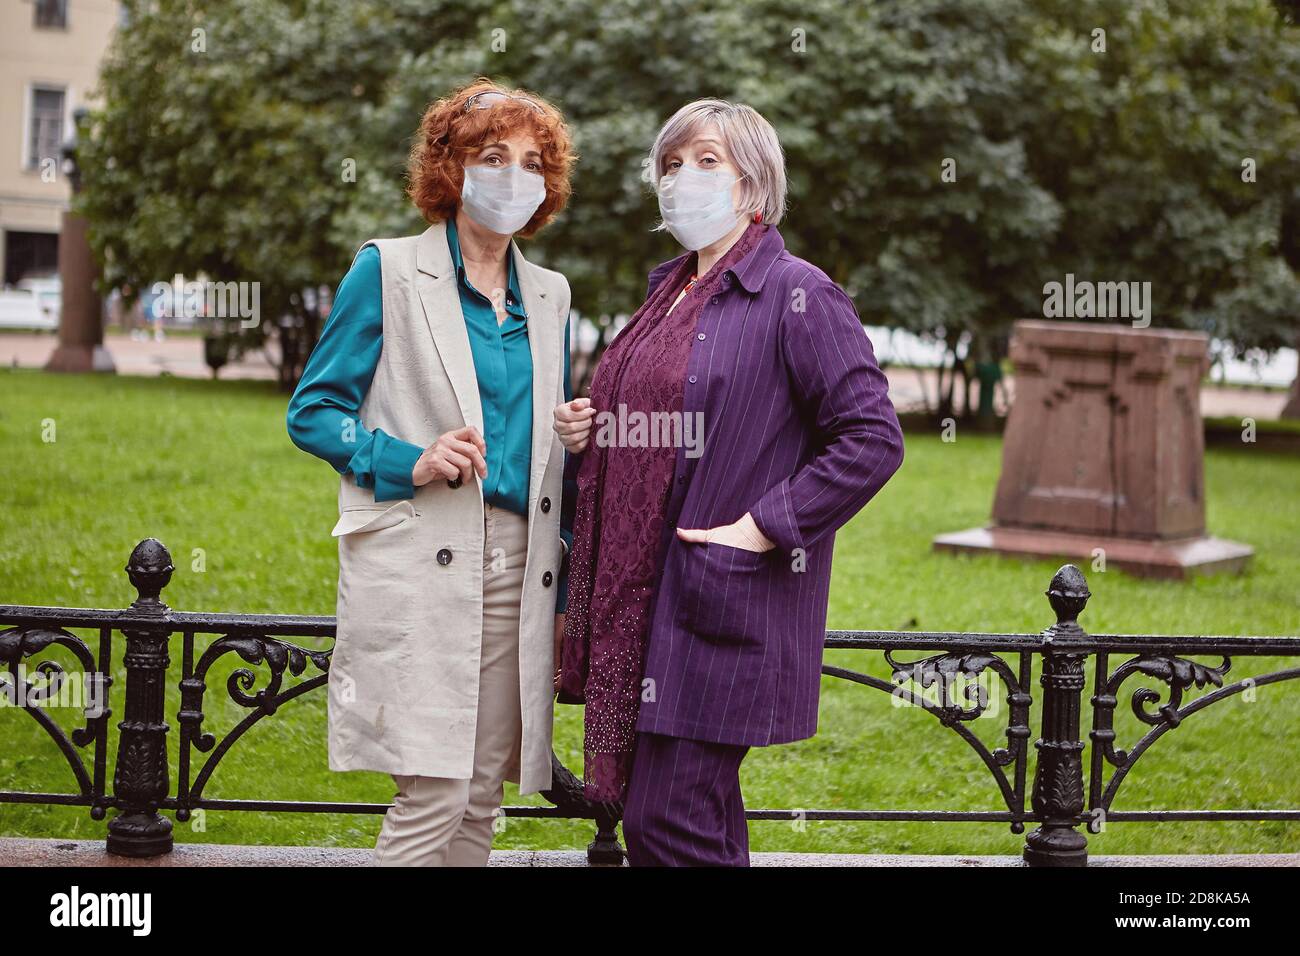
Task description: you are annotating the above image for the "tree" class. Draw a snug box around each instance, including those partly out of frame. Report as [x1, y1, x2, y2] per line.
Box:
[78, 0, 485, 388]
[489, 0, 1300, 410]
[80, 0, 1299, 405]
[1019, 0, 1300, 371]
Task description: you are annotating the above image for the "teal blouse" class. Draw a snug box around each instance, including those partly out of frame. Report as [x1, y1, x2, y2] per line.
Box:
[287, 223, 572, 611]
[446, 216, 534, 515]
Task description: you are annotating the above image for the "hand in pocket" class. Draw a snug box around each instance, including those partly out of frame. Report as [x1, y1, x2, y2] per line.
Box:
[675, 512, 774, 553]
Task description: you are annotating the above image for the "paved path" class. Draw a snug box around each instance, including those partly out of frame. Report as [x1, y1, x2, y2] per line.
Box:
[2, 837, 1297, 867]
[1, 331, 280, 381]
[0, 332, 1289, 420]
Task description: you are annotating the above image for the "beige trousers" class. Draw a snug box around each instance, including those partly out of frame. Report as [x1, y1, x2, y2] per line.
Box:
[371, 503, 528, 866]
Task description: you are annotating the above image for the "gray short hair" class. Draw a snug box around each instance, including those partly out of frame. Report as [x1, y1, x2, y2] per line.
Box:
[645, 99, 787, 226]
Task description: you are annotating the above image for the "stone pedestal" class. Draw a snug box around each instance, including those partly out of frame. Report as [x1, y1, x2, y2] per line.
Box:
[44, 210, 115, 374]
[933, 321, 1252, 579]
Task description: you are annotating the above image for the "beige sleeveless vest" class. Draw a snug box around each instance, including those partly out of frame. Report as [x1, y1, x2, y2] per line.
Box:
[326, 221, 568, 795]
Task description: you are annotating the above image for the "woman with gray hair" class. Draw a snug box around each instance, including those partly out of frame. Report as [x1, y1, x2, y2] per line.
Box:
[554, 99, 905, 865]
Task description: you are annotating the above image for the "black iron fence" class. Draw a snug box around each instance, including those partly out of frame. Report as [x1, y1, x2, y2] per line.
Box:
[3, 538, 1299, 866]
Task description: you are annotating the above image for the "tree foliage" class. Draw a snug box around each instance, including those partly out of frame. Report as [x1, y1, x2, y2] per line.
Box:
[80, 0, 1299, 395]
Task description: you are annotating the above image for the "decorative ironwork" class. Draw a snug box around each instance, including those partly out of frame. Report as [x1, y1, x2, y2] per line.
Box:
[539, 753, 624, 865]
[885, 649, 1014, 725]
[0, 624, 108, 806]
[177, 632, 332, 819]
[1090, 651, 1300, 818]
[823, 647, 1034, 832]
[107, 538, 177, 856]
[1020, 565, 1091, 867]
[3, 539, 1299, 866]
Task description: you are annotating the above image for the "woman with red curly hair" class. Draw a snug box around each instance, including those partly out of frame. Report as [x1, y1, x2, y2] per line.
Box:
[288, 80, 577, 866]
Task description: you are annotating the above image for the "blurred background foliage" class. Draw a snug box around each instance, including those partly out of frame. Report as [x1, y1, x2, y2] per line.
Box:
[77, 0, 1300, 398]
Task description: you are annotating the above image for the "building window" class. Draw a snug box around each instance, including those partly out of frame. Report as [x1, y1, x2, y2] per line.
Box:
[4, 231, 61, 286]
[34, 0, 69, 29]
[28, 87, 67, 171]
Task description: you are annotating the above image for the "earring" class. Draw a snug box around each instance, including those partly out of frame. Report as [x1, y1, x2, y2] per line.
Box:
[752, 212, 762, 223]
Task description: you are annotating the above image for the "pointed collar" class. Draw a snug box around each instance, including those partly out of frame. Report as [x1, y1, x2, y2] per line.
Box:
[728, 223, 785, 293]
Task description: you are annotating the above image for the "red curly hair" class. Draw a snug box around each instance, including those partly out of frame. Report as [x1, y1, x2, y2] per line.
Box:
[406, 79, 576, 238]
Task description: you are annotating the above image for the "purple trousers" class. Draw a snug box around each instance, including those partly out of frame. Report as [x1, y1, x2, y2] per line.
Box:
[621, 731, 751, 867]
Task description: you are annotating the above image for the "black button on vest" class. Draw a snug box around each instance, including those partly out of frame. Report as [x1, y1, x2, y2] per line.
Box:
[540, 497, 551, 513]
[542, 571, 553, 587]
[447, 476, 462, 489]
[437, 549, 453, 566]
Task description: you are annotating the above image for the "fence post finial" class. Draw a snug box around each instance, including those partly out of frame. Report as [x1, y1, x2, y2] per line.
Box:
[1046, 564, 1090, 630]
[125, 538, 174, 612]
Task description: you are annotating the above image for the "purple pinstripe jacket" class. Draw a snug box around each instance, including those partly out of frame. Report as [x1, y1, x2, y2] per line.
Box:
[633, 225, 905, 747]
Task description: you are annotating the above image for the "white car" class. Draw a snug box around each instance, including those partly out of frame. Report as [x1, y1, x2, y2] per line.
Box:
[0, 277, 60, 332]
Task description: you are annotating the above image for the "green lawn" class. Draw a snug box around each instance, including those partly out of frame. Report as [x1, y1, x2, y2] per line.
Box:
[1, 368, 1298, 856]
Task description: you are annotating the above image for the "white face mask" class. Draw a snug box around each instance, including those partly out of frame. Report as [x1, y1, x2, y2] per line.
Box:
[657, 165, 742, 251]
[460, 163, 547, 236]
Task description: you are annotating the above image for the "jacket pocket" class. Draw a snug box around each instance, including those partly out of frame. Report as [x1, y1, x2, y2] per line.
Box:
[674, 540, 772, 644]
[331, 500, 418, 537]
